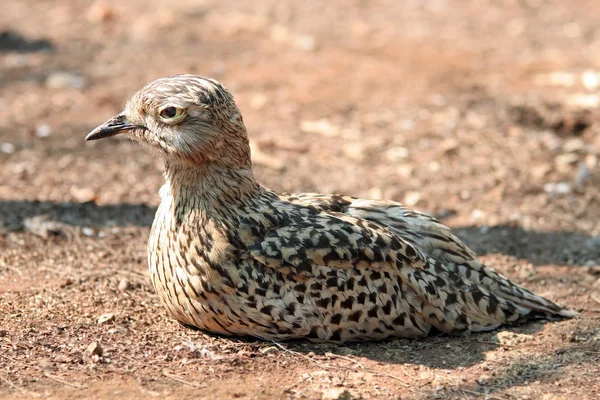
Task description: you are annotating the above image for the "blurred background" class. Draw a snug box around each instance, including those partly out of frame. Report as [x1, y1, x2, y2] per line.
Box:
[1, 1, 599, 398]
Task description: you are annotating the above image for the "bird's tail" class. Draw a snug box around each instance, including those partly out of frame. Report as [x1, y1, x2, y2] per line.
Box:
[418, 259, 578, 335]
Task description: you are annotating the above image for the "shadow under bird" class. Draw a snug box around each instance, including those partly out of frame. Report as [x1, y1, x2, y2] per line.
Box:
[86, 74, 577, 342]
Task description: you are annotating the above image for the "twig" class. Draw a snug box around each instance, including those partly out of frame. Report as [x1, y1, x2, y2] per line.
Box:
[43, 372, 88, 389]
[162, 371, 206, 388]
[0, 375, 42, 397]
[591, 295, 600, 306]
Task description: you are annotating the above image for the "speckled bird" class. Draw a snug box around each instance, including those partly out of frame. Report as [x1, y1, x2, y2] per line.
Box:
[86, 75, 576, 341]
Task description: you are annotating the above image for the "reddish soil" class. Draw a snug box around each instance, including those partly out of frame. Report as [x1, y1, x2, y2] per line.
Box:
[1, 1, 599, 399]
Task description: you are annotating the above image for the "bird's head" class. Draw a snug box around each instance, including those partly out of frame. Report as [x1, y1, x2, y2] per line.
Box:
[86, 75, 251, 167]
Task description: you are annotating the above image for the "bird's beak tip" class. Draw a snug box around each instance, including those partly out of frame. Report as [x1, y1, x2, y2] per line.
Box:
[85, 114, 141, 141]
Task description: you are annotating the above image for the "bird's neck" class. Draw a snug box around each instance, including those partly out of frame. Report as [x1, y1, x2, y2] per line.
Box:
[162, 160, 261, 217]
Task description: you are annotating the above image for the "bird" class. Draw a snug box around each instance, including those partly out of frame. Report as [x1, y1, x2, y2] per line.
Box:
[86, 74, 577, 342]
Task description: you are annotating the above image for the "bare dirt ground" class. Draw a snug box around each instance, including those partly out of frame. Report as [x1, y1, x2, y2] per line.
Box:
[1, 0, 600, 398]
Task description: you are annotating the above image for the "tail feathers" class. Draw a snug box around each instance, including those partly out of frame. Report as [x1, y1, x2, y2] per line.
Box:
[447, 282, 576, 335]
[420, 264, 577, 336]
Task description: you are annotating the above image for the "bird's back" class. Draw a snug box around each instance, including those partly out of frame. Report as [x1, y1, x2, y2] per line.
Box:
[147, 187, 576, 342]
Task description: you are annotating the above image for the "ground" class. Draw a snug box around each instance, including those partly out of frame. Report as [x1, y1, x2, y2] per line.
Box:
[1, 0, 599, 399]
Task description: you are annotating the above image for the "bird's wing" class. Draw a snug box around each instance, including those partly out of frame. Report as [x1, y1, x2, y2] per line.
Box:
[277, 193, 576, 323]
[246, 206, 568, 336]
[280, 193, 477, 265]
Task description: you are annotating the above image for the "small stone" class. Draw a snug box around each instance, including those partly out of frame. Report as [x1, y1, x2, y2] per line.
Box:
[368, 187, 383, 200]
[342, 143, 364, 162]
[476, 374, 493, 385]
[81, 227, 96, 237]
[581, 70, 599, 91]
[531, 164, 551, 179]
[544, 182, 572, 195]
[36, 124, 52, 138]
[46, 72, 87, 90]
[562, 138, 585, 153]
[294, 34, 316, 51]
[300, 119, 340, 137]
[533, 71, 575, 87]
[555, 153, 579, 166]
[471, 209, 485, 222]
[97, 313, 115, 325]
[0, 142, 15, 154]
[70, 187, 97, 202]
[249, 93, 267, 110]
[585, 154, 598, 169]
[322, 388, 352, 400]
[87, 1, 116, 23]
[386, 147, 409, 161]
[86, 341, 103, 357]
[118, 278, 132, 291]
[403, 191, 421, 207]
[396, 164, 414, 177]
[259, 346, 279, 355]
[566, 93, 600, 109]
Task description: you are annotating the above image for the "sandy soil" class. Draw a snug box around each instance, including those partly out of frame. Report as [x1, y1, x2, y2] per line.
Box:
[1, 0, 599, 398]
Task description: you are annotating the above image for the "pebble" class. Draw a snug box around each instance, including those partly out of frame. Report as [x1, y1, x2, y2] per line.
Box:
[582, 70, 600, 91]
[87, 1, 116, 23]
[543, 182, 572, 195]
[342, 143, 364, 162]
[471, 209, 485, 222]
[81, 227, 96, 237]
[86, 341, 103, 357]
[46, 71, 87, 90]
[476, 374, 493, 385]
[322, 389, 352, 400]
[36, 124, 52, 138]
[259, 346, 279, 355]
[555, 153, 579, 166]
[0, 142, 15, 154]
[249, 93, 267, 110]
[386, 146, 409, 161]
[97, 313, 115, 325]
[562, 138, 586, 153]
[403, 191, 421, 207]
[566, 93, 600, 109]
[118, 278, 132, 291]
[249, 142, 285, 171]
[300, 119, 340, 137]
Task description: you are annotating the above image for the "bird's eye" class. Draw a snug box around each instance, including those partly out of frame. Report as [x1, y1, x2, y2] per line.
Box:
[159, 106, 184, 120]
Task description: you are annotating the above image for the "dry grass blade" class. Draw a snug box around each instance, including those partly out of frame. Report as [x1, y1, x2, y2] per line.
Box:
[44, 372, 88, 389]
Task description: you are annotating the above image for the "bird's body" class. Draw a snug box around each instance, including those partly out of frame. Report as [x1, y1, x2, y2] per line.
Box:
[87, 75, 576, 341]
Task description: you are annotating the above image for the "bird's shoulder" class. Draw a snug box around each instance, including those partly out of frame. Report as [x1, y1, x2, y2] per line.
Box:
[279, 192, 478, 266]
[242, 191, 434, 279]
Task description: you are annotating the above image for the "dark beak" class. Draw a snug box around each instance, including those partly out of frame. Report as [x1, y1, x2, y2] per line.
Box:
[85, 114, 144, 141]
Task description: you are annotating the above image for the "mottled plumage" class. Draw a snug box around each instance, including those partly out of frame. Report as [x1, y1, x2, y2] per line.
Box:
[86, 75, 576, 341]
